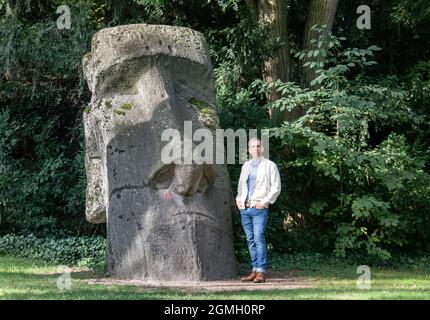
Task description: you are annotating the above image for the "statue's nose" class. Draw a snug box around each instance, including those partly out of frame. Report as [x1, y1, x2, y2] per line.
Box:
[135, 57, 173, 102]
[134, 57, 215, 196]
[170, 164, 214, 196]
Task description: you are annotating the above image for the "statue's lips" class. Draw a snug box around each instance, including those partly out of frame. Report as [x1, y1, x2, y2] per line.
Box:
[173, 211, 221, 229]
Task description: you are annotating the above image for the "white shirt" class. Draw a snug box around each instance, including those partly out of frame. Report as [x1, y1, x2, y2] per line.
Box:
[236, 156, 281, 208]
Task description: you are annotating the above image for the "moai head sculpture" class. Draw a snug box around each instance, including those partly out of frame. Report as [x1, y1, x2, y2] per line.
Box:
[82, 24, 237, 281]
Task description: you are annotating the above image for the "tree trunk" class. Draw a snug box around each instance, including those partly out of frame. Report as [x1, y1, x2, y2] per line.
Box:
[258, 0, 290, 103]
[4, 0, 17, 82]
[302, 0, 339, 87]
[5, 0, 17, 17]
[246, 0, 292, 121]
[245, 0, 259, 22]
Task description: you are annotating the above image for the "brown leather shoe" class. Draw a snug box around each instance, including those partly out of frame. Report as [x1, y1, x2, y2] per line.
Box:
[253, 272, 266, 283]
[240, 271, 257, 282]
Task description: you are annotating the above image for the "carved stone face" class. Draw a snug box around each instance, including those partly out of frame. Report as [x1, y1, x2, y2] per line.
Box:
[82, 24, 236, 281]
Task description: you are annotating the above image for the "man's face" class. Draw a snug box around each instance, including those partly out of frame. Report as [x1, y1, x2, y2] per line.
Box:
[249, 139, 263, 159]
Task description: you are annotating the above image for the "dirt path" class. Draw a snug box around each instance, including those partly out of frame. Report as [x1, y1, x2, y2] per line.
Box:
[85, 270, 314, 292]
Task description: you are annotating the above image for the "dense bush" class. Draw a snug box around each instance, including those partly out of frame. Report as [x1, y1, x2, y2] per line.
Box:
[254, 31, 430, 259]
[268, 252, 430, 271]
[0, 233, 105, 270]
[0, 1, 97, 235]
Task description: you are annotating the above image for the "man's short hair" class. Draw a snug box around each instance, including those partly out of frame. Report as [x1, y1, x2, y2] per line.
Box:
[248, 137, 262, 147]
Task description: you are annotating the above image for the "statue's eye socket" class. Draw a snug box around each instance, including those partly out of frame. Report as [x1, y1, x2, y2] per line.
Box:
[149, 164, 174, 190]
[98, 77, 139, 98]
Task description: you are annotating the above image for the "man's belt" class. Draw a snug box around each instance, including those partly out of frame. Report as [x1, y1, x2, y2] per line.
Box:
[244, 200, 268, 209]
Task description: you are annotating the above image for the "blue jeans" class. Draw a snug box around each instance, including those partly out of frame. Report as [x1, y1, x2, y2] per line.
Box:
[240, 207, 268, 273]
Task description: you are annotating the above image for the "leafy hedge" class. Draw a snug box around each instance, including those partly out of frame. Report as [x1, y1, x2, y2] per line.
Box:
[0, 234, 106, 271]
[269, 252, 430, 271]
[251, 32, 430, 260]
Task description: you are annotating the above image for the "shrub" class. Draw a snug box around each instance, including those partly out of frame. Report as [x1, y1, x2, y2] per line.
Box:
[269, 252, 430, 271]
[0, 233, 106, 271]
[254, 31, 430, 260]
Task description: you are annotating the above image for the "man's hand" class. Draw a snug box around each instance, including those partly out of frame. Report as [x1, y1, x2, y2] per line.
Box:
[255, 201, 265, 209]
[236, 200, 244, 209]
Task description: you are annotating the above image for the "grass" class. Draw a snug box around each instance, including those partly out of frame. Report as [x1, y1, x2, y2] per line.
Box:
[0, 255, 429, 300]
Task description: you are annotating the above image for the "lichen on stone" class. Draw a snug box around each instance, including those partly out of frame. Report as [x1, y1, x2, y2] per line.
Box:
[120, 103, 134, 111]
[187, 97, 219, 130]
[187, 97, 211, 111]
[114, 103, 134, 116]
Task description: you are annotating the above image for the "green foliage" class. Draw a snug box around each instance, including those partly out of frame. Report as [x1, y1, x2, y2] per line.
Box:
[132, 0, 227, 27]
[261, 32, 430, 260]
[269, 252, 430, 271]
[405, 60, 430, 115]
[296, 25, 381, 87]
[0, 233, 106, 271]
[207, 18, 273, 130]
[0, 1, 101, 235]
[390, 0, 430, 29]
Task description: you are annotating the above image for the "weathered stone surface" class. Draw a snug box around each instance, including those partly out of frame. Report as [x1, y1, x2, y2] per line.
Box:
[82, 24, 237, 281]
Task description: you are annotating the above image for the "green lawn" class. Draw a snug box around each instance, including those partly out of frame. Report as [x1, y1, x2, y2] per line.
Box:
[0, 255, 429, 300]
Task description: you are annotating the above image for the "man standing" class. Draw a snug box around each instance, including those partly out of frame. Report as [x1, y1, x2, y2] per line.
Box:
[236, 138, 281, 283]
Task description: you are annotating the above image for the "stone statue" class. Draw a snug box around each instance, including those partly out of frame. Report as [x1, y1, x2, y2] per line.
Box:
[82, 24, 237, 281]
